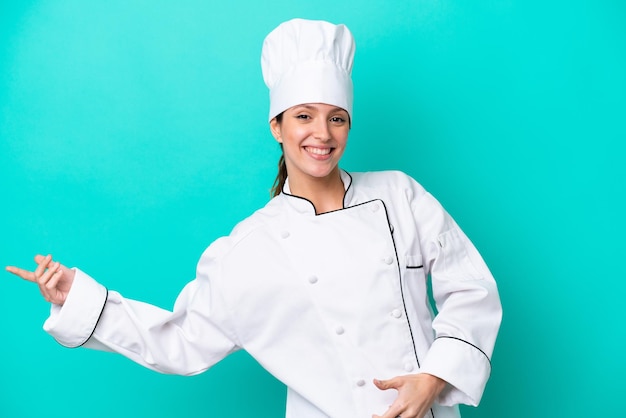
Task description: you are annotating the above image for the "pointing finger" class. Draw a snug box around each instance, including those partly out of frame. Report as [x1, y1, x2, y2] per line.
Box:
[373, 402, 404, 418]
[5, 266, 37, 282]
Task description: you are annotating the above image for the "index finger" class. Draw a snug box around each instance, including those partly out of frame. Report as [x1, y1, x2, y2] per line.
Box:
[374, 403, 404, 418]
[5, 265, 37, 282]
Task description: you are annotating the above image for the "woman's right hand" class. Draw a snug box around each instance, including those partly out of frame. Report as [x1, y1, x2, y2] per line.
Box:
[6, 254, 75, 305]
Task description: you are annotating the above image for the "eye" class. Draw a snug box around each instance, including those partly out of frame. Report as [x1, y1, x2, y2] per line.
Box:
[330, 116, 346, 123]
[295, 114, 311, 120]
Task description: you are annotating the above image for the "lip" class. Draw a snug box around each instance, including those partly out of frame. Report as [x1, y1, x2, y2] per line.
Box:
[304, 145, 334, 160]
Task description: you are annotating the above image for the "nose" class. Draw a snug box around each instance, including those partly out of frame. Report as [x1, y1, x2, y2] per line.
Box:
[313, 118, 331, 142]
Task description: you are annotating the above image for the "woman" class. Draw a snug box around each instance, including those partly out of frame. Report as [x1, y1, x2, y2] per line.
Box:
[6, 19, 501, 418]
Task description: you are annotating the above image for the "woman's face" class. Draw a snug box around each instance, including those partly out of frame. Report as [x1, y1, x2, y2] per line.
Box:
[270, 103, 350, 186]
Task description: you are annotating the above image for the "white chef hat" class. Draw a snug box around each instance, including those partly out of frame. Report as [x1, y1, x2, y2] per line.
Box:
[261, 18, 355, 122]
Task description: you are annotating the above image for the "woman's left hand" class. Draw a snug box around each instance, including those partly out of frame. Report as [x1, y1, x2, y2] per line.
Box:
[372, 373, 446, 418]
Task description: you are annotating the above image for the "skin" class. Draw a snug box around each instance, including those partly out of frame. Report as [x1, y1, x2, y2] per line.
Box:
[7, 102, 447, 417]
[6, 254, 74, 305]
[373, 374, 447, 418]
[270, 103, 349, 214]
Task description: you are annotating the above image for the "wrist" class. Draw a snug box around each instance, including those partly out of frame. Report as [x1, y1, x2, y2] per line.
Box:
[420, 373, 447, 395]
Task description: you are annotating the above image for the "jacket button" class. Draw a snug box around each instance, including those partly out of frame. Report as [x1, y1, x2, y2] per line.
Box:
[356, 379, 366, 387]
[335, 326, 345, 335]
[308, 276, 318, 284]
[404, 363, 415, 372]
[370, 203, 380, 212]
[280, 230, 290, 239]
[391, 309, 402, 318]
[383, 256, 394, 265]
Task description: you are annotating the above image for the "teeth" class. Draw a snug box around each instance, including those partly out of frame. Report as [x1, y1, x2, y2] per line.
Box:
[306, 147, 331, 155]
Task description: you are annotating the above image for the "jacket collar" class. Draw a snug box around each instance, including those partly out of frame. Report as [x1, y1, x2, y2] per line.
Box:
[281, 169, 354, 215]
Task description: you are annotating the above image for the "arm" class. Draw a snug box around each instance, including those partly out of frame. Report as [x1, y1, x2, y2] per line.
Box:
[372, 176, 502, 417]
[413, 190, 502, 406]
[7, 249, 240, 375]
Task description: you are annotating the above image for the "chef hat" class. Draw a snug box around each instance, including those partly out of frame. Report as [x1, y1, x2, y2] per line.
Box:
[261, 18, 355, 122]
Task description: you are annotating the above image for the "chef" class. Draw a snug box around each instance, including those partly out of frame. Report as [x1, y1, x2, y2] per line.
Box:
[7, 18, 502, 418]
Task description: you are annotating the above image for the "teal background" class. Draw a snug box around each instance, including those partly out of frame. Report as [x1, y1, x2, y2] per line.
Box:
[1, 1, 624, 417]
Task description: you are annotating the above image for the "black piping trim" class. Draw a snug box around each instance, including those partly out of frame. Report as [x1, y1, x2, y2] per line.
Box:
[74, 287, 109, 348]
[406, 265, 424, 269]
[281, 179, 436, 416]
[379, 200, 419, 366]
[281, 171, 354, 215]
[435, 336, 492, 368]
[379, 199, 436, 418]
[280, 191, 317, 212]
[342, 171, 353, 208]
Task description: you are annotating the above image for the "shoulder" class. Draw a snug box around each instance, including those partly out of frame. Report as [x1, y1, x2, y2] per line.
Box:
[348, 169, 447, 224]
[198, 196, 285, 264]
[348, 170, 456, 242]
[231, 197, 282, 236]
[350, 170, 428, 199]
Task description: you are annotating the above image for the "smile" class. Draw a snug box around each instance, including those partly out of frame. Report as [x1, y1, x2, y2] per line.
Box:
[304, 146, 332, 156]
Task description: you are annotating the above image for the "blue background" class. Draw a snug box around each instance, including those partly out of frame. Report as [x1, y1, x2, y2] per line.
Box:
[1, 1, 624, 417]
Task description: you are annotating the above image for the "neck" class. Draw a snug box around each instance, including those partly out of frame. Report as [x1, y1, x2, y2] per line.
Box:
[288, 169, 345, 214]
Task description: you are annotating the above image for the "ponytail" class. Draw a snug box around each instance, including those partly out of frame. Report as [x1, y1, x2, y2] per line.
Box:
[270, 150, 287, 198]
[270, 112, 287, 198]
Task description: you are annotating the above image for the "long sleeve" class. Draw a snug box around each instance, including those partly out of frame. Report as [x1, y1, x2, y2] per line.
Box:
[44, 244, 240, 376]
[43, 269, 108, 348]
[411, 188, 502, 406]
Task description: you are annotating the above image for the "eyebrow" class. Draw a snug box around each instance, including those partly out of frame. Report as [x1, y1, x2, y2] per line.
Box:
[293, 104, 347, 113]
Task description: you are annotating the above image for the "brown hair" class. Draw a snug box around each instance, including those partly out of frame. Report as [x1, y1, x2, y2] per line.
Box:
[270, 150, 287, 198]
[270, 112, 287, 198]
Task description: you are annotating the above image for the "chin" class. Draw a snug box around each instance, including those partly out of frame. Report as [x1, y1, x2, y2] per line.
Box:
[308, 167, 339, 179]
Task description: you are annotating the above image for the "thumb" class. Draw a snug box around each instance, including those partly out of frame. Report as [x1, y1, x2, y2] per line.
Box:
[34, 254, 48, 264]
[373, 377, 399, 391]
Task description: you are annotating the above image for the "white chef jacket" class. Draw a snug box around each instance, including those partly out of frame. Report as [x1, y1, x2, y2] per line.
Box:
[44, 170, 502, 418]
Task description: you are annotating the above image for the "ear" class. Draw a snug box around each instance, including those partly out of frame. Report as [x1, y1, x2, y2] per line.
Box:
[269, 118, 282, 143]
